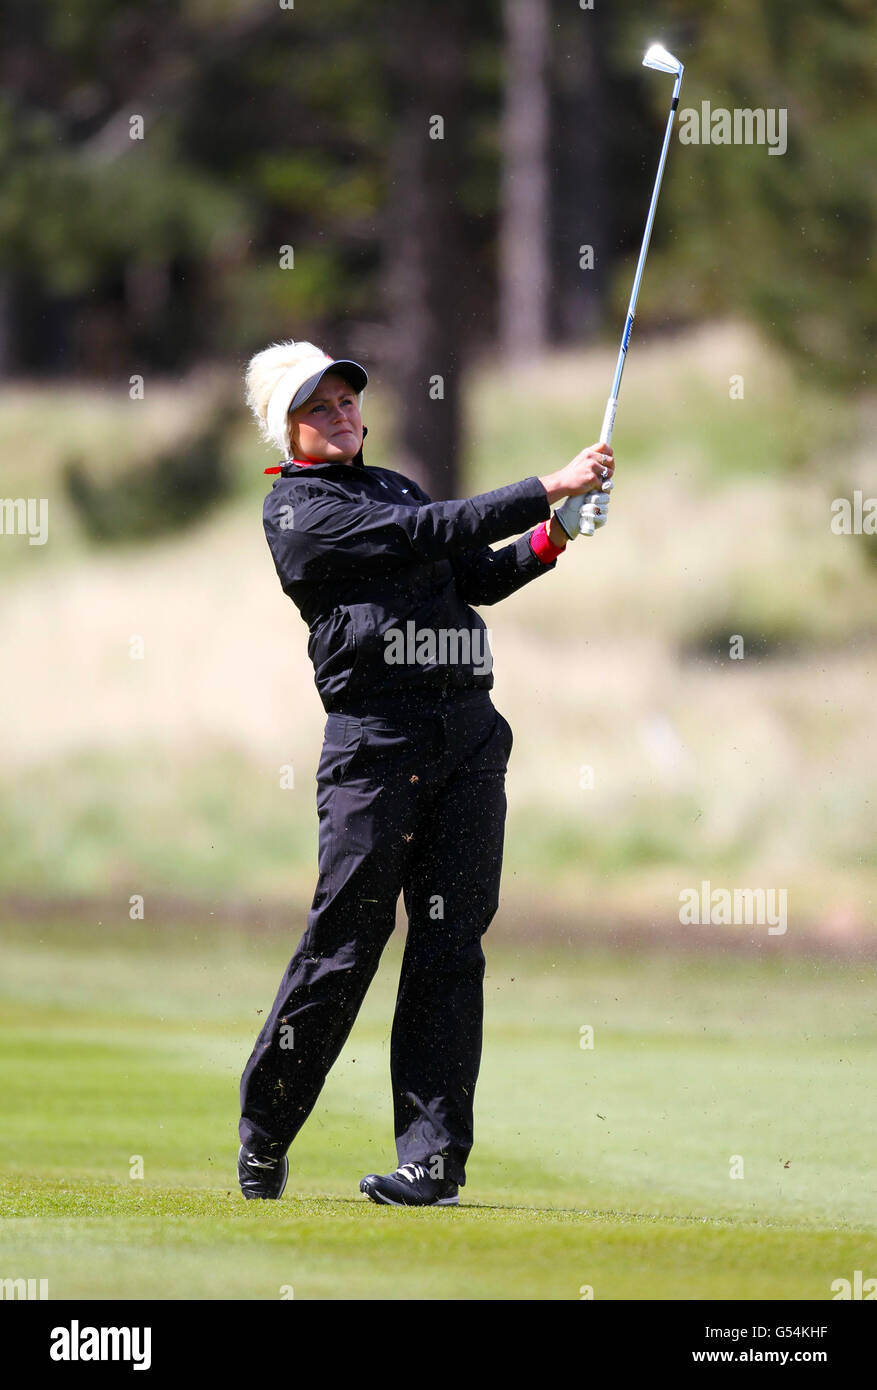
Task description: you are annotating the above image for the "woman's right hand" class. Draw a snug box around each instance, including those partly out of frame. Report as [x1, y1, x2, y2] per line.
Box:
[538, 442, 615, 504]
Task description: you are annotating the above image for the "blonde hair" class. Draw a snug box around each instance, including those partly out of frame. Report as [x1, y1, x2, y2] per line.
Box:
[244, 339, 365, 455]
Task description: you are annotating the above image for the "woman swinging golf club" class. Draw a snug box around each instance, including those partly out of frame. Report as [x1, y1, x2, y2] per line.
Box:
[238, 339, 614, 1205]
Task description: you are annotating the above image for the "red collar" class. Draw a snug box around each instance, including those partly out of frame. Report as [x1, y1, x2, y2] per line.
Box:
[264, 457, 322, 475]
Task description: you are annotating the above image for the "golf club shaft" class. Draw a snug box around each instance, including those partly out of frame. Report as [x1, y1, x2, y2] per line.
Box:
[555, 63, 684, 540]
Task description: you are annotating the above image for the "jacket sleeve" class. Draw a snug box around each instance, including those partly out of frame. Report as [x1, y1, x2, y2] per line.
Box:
[264, 474, 551, 586]
[449, 531, 558, 606]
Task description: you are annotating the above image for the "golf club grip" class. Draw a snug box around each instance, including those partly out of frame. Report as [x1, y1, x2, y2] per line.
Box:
[552, 396, 617, 540]
[599, 397, 617, 447]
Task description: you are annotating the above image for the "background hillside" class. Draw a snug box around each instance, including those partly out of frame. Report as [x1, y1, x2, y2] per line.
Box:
[1, 318, 873, 939]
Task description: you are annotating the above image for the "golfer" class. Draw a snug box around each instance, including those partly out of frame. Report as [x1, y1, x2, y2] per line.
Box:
[238, 339, 614, 1205]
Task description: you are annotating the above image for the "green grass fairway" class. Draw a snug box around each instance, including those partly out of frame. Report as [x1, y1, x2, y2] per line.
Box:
[1, 920, 876, 1300]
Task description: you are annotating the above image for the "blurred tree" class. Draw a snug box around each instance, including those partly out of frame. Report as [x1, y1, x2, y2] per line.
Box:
[550, 2, 611, 345]
[0, 0, 871, 456]
[499, 0, 550, 359]
[380, 0, 472, 497]
[0, 2, 259, 373]
[614, 0, 877, 389]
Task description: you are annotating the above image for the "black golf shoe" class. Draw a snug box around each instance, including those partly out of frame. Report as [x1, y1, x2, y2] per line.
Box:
[238, 1145, 289, 1200]
[360, 1161, 459, 1206]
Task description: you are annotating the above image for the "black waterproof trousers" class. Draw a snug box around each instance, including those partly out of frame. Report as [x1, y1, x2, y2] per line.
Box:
[239, 689, 512, 1186]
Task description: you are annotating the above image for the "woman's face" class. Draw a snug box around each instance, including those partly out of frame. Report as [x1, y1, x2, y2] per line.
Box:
[288, 372, 363, 463]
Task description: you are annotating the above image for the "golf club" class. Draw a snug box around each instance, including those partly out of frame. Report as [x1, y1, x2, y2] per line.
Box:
[555, 42, 685, 540]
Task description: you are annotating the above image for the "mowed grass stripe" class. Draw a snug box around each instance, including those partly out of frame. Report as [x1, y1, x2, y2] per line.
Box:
[1, 929, 876, 1297]
[1, 1200, 874, 1300]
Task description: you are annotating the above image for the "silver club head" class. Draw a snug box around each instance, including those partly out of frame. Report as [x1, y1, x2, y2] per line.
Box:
[643, 43, 683, 76]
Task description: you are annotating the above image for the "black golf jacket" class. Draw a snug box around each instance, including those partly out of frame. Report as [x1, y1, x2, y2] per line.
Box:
[263, 450, 558, 714]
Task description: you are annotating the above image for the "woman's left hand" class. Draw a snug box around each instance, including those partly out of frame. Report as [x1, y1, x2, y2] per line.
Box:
[546, 490, 611, 546]
[578, 490, 611, 536]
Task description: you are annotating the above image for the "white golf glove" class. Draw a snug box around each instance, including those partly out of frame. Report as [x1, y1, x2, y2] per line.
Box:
[577, 487, 611, 537]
